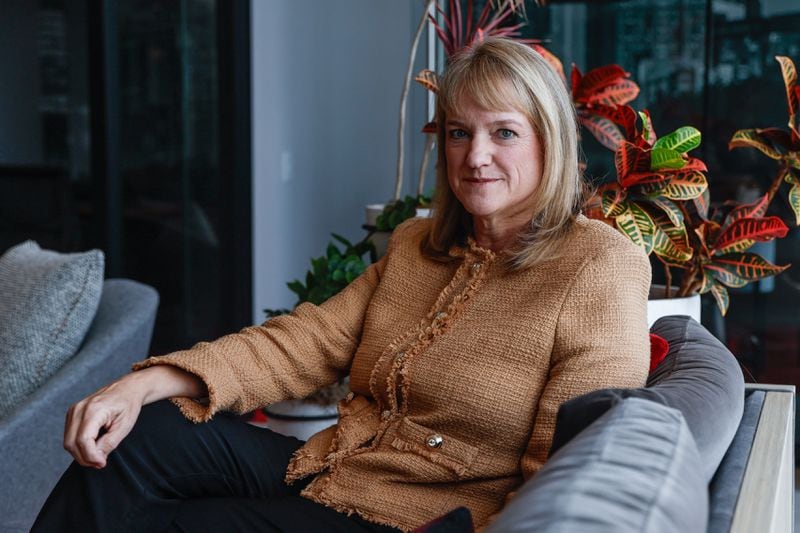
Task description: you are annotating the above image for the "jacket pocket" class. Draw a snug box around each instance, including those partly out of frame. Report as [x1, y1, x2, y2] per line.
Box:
[390, 418, 479, 479]
[331, 394, 380, 454]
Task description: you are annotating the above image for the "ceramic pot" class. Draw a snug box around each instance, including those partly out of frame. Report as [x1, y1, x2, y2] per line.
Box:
[647, 284, 701, 328]
[263, 399, 339, 441]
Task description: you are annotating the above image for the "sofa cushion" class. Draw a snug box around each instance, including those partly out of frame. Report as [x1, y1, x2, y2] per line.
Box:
[487, 398, 708, 533]
[550, 315, 744, 483]
[0, 241, 104, 419]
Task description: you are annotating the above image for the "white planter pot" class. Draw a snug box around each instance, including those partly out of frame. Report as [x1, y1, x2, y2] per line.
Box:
[647, 284, 701, 328]
[263, 399, 339, 441]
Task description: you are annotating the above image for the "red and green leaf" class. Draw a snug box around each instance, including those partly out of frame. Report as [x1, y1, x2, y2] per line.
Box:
[638, 110, 657, 147]
[693, 187, 710, 220]
[590, 104, 637, 140]
[710, 280, 730, 316]
[776, 56, 798, 131]
[681, 157, 708, 173]
[579, 114, 627, 151]
[615, 202, 655, 253]
[589, 80, 640, 107]
[658, 171, 708, 200]
[754, 127, 793, 153]
[601, 187, 627, 217]
[650, 197, 684, 227]
[713, 216, 789, 255]
[653, 126, 701, 154]
[729, 129, 783, 159]
[786, 171, 800, 224]
[621, 171, 666, 189]
[571, 64, 582, 96]
[574, 64, 629, 101]
[706, 252, 789, 286]
[615, 141, 651, 179]
[721, 194, 770, 231]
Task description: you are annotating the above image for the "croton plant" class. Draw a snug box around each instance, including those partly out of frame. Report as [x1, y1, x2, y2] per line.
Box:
[581, 57, 797, 315]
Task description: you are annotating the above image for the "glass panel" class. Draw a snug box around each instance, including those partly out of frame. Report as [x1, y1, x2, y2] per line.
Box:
[116, 0, 222, 352]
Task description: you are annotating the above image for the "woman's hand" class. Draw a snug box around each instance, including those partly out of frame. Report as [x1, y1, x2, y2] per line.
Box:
[63, 366, 207, 468]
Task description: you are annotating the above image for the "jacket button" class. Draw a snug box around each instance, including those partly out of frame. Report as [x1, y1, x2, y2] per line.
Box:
[395, 351, 406, 362]
[381, 410, 392, 420]
[434, 312, 447, 320]
[471, 262, 482, 272]
[426, 434, 444, 448]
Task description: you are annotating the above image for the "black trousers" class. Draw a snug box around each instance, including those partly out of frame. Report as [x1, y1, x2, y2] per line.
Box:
[32, 400, 401, 533]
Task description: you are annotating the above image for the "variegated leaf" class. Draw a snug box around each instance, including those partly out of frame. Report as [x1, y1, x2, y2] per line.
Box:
[714, 216, 789, 255]
[653, 126, 701, 154]
[591, 104, 637, 140]
[706, 263, 750, 288]
[614, 141, 650, 180]
[729, 129, 783, 159]
[681, 157, 708, 172]
[651, 197, 684, 227]
[693, 187, 710, 220]
[615, 203, 654, 254]
[776, 56, 798, 124]
[601, 188, 627, 217]
[570, 64, 582, 96]
[710, 281, 730, 316]
[629, 201, 656, 254]
[414, 69, 439, 93]
[590, 79, 640, 107]
[699, 269, 715, 294]
[575, 64, 628, 100]
[789, 181, 800, 225]
[650, 148, 686, 170]
[638, 110, 656, 146]
[659, 172, 708, 200]
[652, 224, 692, 264]
[708, 252, 789, 284]
[722, 194, 770, 231]
[620, 171, 665, 189]
[580, 114, 625, 151]
[755, 127, 793, 152]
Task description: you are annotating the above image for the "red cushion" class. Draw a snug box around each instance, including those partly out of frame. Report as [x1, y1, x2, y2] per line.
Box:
[649, 333, 669, 373]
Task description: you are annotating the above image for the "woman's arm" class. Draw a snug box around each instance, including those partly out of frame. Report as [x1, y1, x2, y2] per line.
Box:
[63, 365, 206, 468]
[520, 242, 651, 478]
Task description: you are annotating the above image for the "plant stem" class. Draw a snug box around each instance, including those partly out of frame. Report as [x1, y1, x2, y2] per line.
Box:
[417, 134, 436, 197]
[664, 265, 672, 298]
[395, 0, 436, 201]
[766, 161, 789, 205]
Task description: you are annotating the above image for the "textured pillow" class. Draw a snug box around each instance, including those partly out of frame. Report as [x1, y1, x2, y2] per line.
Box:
[488, 398, 708, 533]
[550, 315, 744, 483]
[0, 241, 104, 418]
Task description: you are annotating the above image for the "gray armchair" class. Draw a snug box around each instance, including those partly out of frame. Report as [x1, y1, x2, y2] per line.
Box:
[0, 279, 158, 532]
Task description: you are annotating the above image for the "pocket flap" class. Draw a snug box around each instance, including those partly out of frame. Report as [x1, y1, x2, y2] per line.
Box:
[390, 418, 479, 478]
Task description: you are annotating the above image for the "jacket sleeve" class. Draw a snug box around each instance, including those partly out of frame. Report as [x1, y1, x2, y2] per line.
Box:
[132, 254, 387, 422]
[522, 241, 651, 479]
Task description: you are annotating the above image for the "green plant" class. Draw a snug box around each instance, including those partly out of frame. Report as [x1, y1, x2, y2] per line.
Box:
[264, 234, 375, 316]
[375, 194, 431, 231]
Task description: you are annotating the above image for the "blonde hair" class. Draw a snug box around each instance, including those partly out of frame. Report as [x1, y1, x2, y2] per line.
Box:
[422, 37, 586, 270]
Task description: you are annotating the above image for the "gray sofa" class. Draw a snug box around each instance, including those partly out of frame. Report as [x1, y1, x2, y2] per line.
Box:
[488, 315, 795, 533]
[0, 279, 158, 533]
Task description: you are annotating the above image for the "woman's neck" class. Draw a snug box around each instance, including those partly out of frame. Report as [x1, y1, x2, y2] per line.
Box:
[472, 216, 528, 252]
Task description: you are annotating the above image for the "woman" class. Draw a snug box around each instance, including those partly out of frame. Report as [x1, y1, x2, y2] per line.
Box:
[34, 38, 650, 532]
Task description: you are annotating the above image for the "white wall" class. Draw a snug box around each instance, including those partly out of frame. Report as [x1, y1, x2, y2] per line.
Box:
[251, 0, 430, 322]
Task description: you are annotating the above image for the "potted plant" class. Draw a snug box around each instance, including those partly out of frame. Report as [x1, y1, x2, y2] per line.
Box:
[261, 235, 375, 440]
[581, 57, 797, 322]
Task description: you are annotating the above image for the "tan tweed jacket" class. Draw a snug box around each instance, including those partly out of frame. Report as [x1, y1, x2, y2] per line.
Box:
[133, 215, 651, 531]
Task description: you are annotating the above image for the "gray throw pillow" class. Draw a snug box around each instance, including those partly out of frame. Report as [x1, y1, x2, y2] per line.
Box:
[488, 398, 708, 533]
[550, 315, 744, 483]
[0, 241, 104, 419]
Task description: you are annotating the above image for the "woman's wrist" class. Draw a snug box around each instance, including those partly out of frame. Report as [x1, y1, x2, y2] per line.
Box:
[127, 365, 207, 406]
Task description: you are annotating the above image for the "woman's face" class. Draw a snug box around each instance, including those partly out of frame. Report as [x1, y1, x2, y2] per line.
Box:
[445, 93, 543, 228]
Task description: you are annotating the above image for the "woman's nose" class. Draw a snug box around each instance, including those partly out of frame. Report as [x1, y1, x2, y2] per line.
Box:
[466, 136, 492, 168]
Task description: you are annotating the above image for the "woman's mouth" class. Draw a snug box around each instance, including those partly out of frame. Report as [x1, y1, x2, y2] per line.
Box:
[464, 177, 500, 184]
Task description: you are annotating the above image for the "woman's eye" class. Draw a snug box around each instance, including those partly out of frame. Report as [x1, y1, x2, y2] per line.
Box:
[448, 129, 468, 140]
[498, 129, 516, 139]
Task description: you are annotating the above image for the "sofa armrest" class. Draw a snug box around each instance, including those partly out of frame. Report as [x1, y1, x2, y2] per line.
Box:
[730, 384, 795, 533]
[0, 279, 158, 532]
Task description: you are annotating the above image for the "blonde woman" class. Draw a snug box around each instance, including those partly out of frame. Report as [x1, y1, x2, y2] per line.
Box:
[35, 38, 650, 532]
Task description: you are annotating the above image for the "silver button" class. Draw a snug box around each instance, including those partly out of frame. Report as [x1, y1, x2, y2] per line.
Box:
[381, 410, 392, 420]
[471, 262, 482, 272]
[426, 434, 444, 448]
[434, 312, 447, 320]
